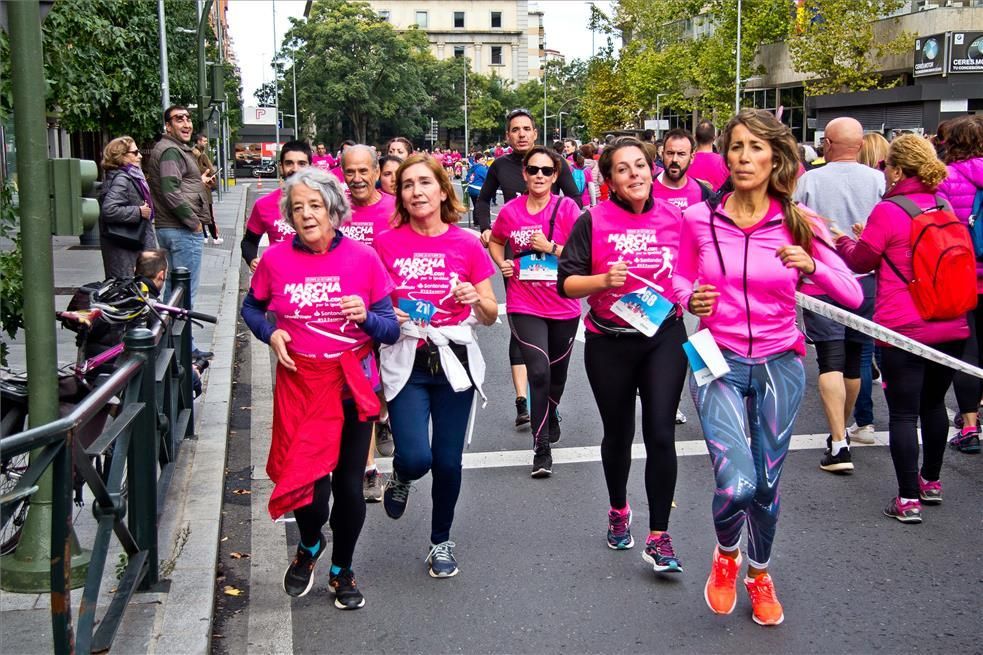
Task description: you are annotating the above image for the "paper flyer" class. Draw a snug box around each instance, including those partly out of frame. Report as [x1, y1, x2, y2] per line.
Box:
[684, 328, 730, 386]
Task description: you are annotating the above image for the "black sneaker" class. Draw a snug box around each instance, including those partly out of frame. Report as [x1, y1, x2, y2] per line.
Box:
[384, 472, 412, 519]
[427, 541, 459, 578]
[328, 567, 366, 609]
[531, 452, 553, 478]
[375, 419, 395, 457]
[820, 435, 854, 474]
[548, 407, 561, 444]
[282, 534, 326, 597]
[192, 348, 214, 360]
[515, 396, 530, 428]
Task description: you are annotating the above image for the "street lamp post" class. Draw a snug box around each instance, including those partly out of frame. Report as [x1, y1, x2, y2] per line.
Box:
[558, 111, 569, 140]
[272, 0, 280, 166]
[655, 93, 667, 140]
[734, 0, 742, 115]
[158, 0, 169, 116]
[463, 59, 469, 154]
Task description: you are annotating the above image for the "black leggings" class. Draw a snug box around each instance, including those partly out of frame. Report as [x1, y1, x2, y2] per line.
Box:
[292, 402, 372, 568]
[880, 340, 964, 499]
[584, 318, 688, 531]
[508, 313, 580, 444]
[952, 302, 983, 414]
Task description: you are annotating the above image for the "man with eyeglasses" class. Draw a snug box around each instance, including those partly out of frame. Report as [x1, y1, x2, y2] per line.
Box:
[474, 108, 584, 428]
[794, 117, 885, 474]
[145, 105, 215, 358]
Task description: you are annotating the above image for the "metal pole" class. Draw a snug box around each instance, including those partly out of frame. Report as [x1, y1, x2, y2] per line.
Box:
[292, 58, 299, 139]
[656, 95, 661, 140]
[214, 0, 227, 194]
[196, 0, 214, 129]
[543, 60, 548, 145]
[463, 59, 469, 155]
[734, 0, 742, 115]
[273, 0, 280, 164]
[158, 0, 170, 116]
[1, 0, 90, 606]
[559, 112, 563, 141]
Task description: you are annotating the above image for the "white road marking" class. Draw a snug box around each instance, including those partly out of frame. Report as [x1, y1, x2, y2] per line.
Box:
[373, 431, 892, 473]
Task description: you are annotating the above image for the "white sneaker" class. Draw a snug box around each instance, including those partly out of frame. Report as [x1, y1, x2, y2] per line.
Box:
[847, 423, 875, 444]
[675, 409, 687, 425]
[211, 237, 224, 245]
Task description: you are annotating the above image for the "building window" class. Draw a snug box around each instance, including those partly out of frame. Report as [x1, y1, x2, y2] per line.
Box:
[454, 45, 465, 58]
[454, 11, 464, 28]
[491, 45, 503, 65]
[491, 11, 502, 28]
[378, 9, 389, 21]
[415, 10, 428, 28]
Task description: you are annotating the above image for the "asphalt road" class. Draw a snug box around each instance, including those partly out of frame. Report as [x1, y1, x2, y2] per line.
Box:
[211, 185, 982, 654]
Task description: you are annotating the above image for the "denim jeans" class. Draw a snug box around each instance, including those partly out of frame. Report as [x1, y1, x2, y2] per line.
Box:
[853, 340, 874, 427]
[387, 367, 475, 544]
[156, 227, 204, 307]
[156, 227, 204, 350]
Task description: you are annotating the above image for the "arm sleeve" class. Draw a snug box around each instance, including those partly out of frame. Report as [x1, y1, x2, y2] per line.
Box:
[101, 177, 142, 224]
[358, 297, 399, 345]
[557, 160, 585, 208]
[473, 161, 500, 231]
[808, 238, 863, 309]
[241, 229, 262, 265]
[158, 148, 199, 230]
[834, 206, 890, 275]
[240, 290, 275, 344]
[556, 211, 593, 298]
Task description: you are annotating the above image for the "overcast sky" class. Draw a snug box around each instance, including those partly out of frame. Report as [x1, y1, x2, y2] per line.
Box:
[226, 0, 618, 105]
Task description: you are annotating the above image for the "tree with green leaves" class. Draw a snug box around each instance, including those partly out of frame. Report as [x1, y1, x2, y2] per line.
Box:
[282, 0, 431, 145]
[787, 0, 913, 96]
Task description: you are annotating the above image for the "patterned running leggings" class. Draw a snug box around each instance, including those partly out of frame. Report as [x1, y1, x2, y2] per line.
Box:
[690, 350, 805, 569]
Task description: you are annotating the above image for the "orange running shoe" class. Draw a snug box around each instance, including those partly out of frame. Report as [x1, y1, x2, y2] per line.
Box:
[744, 572, 785, 626]
[704, 547, 742, 615]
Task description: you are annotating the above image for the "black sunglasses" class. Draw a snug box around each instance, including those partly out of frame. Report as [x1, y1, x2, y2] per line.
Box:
[525, 165, 555, 177]
[128, 149, 140, 155]
[876, 159, 888, 171]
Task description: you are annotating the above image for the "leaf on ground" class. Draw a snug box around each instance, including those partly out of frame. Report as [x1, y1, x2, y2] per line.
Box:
[221, 536, 229, 542]
[230, 551, 250, 559]
[232, 488, 251, 495]
[223, 585, 244, 597]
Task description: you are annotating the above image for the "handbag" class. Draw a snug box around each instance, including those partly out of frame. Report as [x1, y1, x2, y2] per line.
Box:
[102, 175, 149, 250]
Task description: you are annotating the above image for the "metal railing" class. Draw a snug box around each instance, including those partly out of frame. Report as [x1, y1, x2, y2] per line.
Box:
[0, 268, 198, 655]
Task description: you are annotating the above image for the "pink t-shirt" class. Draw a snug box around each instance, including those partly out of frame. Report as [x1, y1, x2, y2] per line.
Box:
[341, 193, 396, 246]
[250, 237, 395, 358]
[651, 174, 705, 210]
[312, 155, 333, 172]
[687, 151, 730, 191]
[330, 166, 346, 188]
[492, 194, 581, 319]
[586, 199, 683, 332]
[374, 224, 496, 328]
[245, 188, 295, 244]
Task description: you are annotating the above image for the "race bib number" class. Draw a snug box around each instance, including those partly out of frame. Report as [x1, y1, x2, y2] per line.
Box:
[610, 285, 673, 337]
[518, 253, 559, 281]
[398, 298, 435, 327]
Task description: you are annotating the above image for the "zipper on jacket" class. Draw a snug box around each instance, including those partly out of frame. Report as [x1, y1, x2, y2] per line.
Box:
[743, 234, 753, 357]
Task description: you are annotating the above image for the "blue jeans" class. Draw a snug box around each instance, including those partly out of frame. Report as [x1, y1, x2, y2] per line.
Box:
[388, 367, 475, 544]
[156, 227, 204, 309]
[853, 340, 874, 427]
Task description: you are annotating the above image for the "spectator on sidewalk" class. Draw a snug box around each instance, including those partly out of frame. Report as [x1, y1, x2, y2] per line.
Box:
[145, 105, 214, 358]
[98, 136, 157, 279]
[192, 133, 222, 245]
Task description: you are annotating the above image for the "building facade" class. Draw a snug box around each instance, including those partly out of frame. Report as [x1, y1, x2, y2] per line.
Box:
[366, 0, 537, 84]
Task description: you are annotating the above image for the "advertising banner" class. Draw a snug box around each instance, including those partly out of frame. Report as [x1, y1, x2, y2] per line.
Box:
[913, 33, 946, 77]
[949, 31, 983, 74]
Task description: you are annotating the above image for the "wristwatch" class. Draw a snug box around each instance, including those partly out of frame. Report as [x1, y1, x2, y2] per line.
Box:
[550, 242, 558, 255]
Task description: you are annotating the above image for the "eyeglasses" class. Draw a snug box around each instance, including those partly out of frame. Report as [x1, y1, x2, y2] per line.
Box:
[525, 165, 555, 177]
[876, 159, 888, 171]
[507, 108, 532, 121]
[169, 114, 192, 124]
[128, 149, 140, 155]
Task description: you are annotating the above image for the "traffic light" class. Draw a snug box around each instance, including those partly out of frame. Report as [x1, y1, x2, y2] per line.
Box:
[49, 158, 99, 236]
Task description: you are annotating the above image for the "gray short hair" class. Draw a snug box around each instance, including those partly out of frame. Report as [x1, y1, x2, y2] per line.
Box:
[281, 168, 351, 231]
[340, 144, 379, 171]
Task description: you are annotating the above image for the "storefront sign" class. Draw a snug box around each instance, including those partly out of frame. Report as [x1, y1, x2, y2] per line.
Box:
[914, 33, 946, 77]
[949, 31, 983, 74]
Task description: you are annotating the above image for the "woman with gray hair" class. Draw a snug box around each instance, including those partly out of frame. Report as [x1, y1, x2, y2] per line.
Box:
[240, 167, 399, 609]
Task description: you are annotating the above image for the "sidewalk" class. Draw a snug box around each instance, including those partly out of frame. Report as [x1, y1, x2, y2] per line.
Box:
[0, 182, 248, 654]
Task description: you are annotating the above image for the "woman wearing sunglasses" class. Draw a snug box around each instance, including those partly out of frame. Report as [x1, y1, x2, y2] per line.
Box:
[98, 136, 158, 278]
[489, 146, 583, 477]
[557, 136, 687, 574]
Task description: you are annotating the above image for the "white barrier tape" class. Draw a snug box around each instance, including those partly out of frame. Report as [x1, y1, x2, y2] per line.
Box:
[796, 292, 983, 379]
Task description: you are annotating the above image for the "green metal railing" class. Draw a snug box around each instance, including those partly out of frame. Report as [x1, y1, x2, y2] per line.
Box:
[0, 268, 197, 655]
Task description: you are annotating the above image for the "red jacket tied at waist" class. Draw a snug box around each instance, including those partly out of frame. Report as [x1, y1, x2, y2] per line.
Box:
[267, 345, 380, 520]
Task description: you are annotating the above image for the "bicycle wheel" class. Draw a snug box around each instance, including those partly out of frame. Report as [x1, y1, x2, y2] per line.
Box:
[0, 453, 30, 556]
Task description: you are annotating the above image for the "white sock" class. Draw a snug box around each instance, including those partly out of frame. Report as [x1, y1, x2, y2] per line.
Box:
[900, 496, 919, 504]
[365, 465, 377, 474]
[831, 438, 848, 455]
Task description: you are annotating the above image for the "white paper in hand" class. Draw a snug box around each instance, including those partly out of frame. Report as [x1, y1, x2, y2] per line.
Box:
[683, 328, 730, 386]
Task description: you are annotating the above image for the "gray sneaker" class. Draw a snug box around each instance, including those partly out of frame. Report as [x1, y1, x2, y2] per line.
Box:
[363, 469, 384, 503]
[375, 419, 395, 457]
[847, 423, 876, 445]
[427, 541, 459, 578]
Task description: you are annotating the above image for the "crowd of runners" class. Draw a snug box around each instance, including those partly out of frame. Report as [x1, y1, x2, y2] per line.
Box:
[237, 107, 983, 626]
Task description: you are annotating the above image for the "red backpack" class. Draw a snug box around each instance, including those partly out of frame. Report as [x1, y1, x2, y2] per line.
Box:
[883, 195, 977, 321]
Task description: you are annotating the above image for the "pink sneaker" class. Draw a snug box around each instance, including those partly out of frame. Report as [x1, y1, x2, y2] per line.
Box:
[918, 475, 942, 505]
